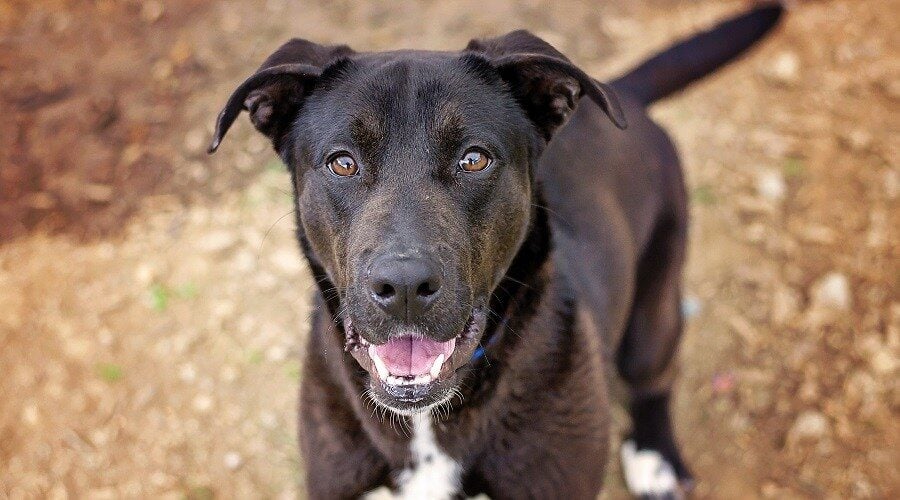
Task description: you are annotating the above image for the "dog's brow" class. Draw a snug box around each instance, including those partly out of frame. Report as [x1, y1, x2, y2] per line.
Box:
[430, 101, 464, 150]
[349, 112, 385, 154]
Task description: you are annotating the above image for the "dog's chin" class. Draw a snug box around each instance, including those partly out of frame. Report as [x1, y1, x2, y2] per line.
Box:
[344, 308, 487, 415]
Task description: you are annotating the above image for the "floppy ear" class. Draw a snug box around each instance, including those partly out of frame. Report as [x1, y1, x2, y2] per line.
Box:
[466, 30, 626, 140]
[208, 39, 354, 153]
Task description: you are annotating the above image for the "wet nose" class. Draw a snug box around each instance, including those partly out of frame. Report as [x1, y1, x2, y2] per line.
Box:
[367, 255, 442, 321]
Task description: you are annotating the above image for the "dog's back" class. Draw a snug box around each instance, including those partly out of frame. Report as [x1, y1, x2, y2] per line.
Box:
[534, 4, 784, 495]
[538, 2, 785, 344]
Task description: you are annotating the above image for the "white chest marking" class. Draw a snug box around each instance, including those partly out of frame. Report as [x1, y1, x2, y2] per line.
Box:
[393, 413, 461, 499]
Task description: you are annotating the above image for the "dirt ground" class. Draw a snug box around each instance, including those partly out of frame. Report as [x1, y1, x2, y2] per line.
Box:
[1, 0, 897, 498]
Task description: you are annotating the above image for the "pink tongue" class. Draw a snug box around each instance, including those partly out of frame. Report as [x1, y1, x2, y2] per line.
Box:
[374, 336, 456, 376]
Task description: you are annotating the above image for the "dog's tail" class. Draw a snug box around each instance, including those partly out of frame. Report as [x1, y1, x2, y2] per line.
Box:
[611, 2, 785, 106]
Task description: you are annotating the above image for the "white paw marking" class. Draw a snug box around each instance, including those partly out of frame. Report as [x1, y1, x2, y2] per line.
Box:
[621, 440, 678, 497]
[364, 413, 461, 500]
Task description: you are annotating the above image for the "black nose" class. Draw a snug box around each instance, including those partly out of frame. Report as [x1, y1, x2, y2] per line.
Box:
[368, 255, 442, 321]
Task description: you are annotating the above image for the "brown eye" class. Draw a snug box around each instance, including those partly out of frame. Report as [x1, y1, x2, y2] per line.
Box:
[458, 148, 492, 172]
[327, 153, 358, 177]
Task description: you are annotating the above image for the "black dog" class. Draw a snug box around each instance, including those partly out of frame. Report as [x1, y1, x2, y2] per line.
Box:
[209, 3, 783, 498]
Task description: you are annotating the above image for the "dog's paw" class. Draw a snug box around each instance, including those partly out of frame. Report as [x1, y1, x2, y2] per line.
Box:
[620, 440, 684, 500]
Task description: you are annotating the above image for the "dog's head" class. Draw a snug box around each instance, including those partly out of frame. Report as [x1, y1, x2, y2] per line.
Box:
[210, 31, 625, 414]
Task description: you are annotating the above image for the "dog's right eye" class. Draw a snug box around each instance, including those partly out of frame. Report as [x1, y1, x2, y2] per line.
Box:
[327, 153, 359, 177]
[458, 148, 492, 172]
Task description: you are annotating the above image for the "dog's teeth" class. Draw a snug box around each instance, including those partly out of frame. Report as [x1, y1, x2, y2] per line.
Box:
[368, 346, 389, 380]
[430, 354, 445, 379]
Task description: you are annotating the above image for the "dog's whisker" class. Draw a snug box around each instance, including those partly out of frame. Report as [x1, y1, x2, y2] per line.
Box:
[255, 209, 297, 263]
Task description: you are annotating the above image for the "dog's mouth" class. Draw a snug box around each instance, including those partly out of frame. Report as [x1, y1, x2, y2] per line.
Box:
[344, 308, 486, 411]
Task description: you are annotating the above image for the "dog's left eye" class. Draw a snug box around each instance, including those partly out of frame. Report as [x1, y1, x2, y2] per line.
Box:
[458, 148, 492, 172]
[327, 153, 359, 177]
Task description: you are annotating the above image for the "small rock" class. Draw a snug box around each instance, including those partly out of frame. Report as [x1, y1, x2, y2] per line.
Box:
[246, 134, 268, 154]
[24, 192, 56, 209]
[179, 363, 197, 383]
[841, 128, 873, 152]
[270, 248, 303, 274]
[223, 451, 243, 470]
[867, 208, 888, 248]
[883, 79, 900, 101]
[151, 59, 173, 81]
[766, 51, 801, 86]
[189, 161, 209, 182]
[183, 128, 207, 156]
[219, 10, 242, 33]
[82, 183, 114, 203]
[711, 372, 736, 396]
[259, 411, 279, 429]
[134, 263, 156, 286]
[680, 295, 702, 318]
[220, 365, 239, 383]
[745, 222, 767, 243]
[90, 429, 110, 447]
[787, 410, 830, 445]
[232, 249, 256, 272]
[254, 271, 279, 290]
[798, 224, 837, 245]
[884, 169, 898, 200]
[21, 404, 39, 426]
[47, 484, 68, 500]
[140, 1, 165, 23]
[266, 344, 288, 362]
[120, 143, 144, 165]
[771, 285, 800, 325]
[810, 272, 852, 310]
[192, 394, 213, 413]
[198, 230, 238, 253]
[756, 169, 786, 202]
[169, 39, 193, 66]
[87, 488, 117, 500]
[869, 349, 897, 375]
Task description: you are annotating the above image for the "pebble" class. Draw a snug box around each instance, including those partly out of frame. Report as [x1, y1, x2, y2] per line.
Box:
[884, 169, 898, 199]
[223, 451, 243, 470]
[756, 169, 786, 202]
[810, 272, 852, 310]
[711, 372, 736, 395]
[866, 208, 888, 248]
[192, 394, 214, 414]
[788, 410, 830, 445]
[681, 295, 702, 318]
[140, 1, 165, 23]
[883, 79, 900, 101]
[266, 344, 288, 362]
[21, 404, 40, 426]
[179, 363, 197, 383]
[198, 230, 239, 253]
[120, 143, 144, 166]
[47, 484, 68, 500]
[81, 183, 114, 203]
[220, 365, 239, 383]
[183, 128, 207, 156]
[771, 285, 800, 325]
[841, 129, 872, 152]
[269, 248, 304, 275]
[766, 51, 801, 86]
[259, 411, 279, 430]
[798, 224, 837, 245]
[151, 59, 173, 81]
[869, 349, 896, 375]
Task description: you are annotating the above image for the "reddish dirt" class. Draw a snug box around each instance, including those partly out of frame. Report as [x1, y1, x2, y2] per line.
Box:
[1, 0, 897, 498]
